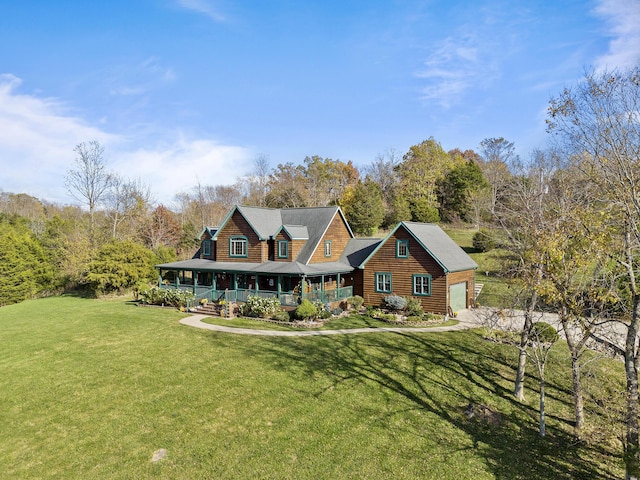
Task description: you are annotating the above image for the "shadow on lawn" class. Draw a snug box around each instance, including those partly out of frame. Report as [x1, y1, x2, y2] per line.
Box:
[236, 329, 620, 480]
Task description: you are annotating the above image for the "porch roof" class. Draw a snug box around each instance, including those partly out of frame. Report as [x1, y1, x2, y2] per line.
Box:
[156, 259, 353, 276]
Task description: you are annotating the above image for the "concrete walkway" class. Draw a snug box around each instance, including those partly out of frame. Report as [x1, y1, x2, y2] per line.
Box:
[179, 310, 481, 337]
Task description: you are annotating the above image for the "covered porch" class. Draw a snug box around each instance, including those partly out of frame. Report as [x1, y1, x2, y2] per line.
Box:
[156, 259, 355, 307]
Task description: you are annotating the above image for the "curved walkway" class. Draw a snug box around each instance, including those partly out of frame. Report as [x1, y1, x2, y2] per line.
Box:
[179, 310, 480, 337]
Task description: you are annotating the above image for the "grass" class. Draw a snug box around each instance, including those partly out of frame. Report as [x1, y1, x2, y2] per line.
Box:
[0, 295, 626, 479]
[201, 314, 459, 331]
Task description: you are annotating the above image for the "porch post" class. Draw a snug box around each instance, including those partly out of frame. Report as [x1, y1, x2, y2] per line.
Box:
[337, 273, 341, 299]
[175, 271, 179, 288]
[193, 270, 198, 295]
[158, 270, 163, 287]
[213, 273, 217, 292]
[255, 273, 259, 294]
[321, 275, 325, 303]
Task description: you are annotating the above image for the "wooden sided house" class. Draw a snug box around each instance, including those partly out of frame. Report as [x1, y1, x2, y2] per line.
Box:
[156, 205, 477, 315]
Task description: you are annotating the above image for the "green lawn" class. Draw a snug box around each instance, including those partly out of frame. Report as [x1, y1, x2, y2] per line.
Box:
[0, 296, 625, 479]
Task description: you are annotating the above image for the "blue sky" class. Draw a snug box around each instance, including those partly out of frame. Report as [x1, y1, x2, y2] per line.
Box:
[1, 0, 639, 205]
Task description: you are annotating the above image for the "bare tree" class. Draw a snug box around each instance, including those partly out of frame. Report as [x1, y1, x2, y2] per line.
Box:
[105, 176, 152, 240]
[66, 141, 112, 234]
[479, 137, 516, 215]
[476, 307, 558, 437]
[547, 65, 640, 479]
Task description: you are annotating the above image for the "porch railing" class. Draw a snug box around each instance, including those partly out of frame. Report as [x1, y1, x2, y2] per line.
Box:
[170, 284, 354, 309]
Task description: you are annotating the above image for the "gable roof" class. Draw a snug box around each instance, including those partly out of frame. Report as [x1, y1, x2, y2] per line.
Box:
[277, 225, 309, 240]
[359, 221, 477, 273]
[211, 205, 353, 264]
[280, 206, 353, 264]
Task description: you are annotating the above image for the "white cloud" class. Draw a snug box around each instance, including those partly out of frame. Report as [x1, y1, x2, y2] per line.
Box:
[111, 136, 252, 204]
[175, 0, 227, 22]
[0, 74, 116, 203]
[0, 74, 252, 205]
[416, 33, 500, 108]
[594, 0, 640, 70]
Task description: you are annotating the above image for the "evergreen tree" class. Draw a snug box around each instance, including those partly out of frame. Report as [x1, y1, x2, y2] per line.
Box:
[343, 179, 384, 236]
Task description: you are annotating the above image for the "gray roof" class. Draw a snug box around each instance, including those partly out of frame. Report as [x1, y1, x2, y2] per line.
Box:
[280, 225, 309, 240]
[401, 222, 477, 272]
[359, 222, 477, 273]
[156, 259, 353, 276]
[235, 206, 283, 240]
[341, 238, 382, 268]
[213, 205, 352, 265]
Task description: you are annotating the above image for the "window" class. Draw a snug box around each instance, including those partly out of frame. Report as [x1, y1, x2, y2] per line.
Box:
[278, 240, 288, 258]
[413, 274, 432, 296]
[229, 236, 248, 257]
[324, 240, 332, 257]
[396, 239, 409, 258]
[202, 239, 212, 256]
[375, 272, 392, 293]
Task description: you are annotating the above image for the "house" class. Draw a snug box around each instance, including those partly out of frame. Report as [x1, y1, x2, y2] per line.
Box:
[155, 205, 477, 314]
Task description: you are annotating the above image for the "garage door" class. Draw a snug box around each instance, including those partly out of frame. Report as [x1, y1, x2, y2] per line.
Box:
[450, 282, 467, 313]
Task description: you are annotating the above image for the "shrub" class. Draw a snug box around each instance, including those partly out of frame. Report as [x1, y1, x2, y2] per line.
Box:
[384, 294, 407, 311]
[377, 313, 398, 322]
[331, 307, 343, 316]
[240, 295, 281, 318]
[531, 322, 559, 344]
[272, 310, 290, 322]
[404, 297, 423, 317]
[405, 315, 424, 323]
[139, 286, 194, 308]
[347, 295, 364, 311]
[365, 305, 378, 317]
[295, 299, 317, 321]
[472, 229, 496, 252]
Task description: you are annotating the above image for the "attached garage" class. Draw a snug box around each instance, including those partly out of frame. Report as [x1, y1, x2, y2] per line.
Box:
[449, 282, 467, 313]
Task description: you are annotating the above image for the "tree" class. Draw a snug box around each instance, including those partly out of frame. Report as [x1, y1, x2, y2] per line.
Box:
[86, 240, 156, 293]
[493, 154, 552, 402]
[396, 138, 461, 223]
[145, 205, 182, 250]
[105, 176, 152, 240]
[0, 215, 55, 305]
[479, 137, 516, 215]
[66, 141, 112, 235]
[266, 162, 308, 208]
[547, 65, 640, 479]
[437, 154, 488, 223]
[477, 308, 558, 437]
[342, 179, 384, 236]
[364, 149, 402, 227]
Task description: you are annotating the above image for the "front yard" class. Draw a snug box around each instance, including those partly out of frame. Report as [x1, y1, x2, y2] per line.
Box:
[0, 295, 625, 479]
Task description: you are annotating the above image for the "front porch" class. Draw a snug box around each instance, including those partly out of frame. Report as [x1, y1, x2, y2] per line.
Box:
[158, 268, 354, 308]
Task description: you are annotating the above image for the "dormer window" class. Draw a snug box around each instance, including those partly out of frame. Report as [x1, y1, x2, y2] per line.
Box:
[230, 236, 248, 257]
[278, 240, 288, 258]
[202, 239, 212, 256]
